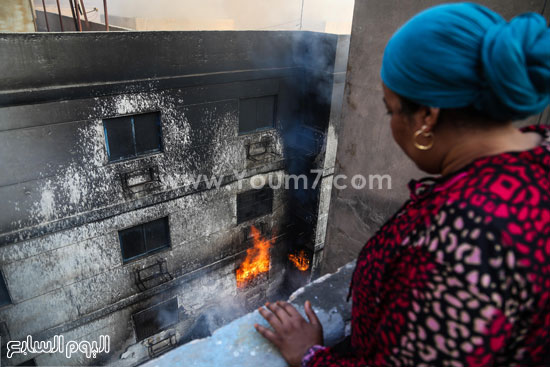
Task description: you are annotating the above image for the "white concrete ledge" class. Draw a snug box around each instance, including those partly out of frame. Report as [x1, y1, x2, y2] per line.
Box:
[140, 261, 355, 367]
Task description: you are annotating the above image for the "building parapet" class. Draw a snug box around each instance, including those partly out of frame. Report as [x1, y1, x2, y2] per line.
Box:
[139, 261, 354, 367]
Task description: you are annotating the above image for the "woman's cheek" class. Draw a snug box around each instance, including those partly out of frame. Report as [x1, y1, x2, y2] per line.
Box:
[390, 117, 406, 150]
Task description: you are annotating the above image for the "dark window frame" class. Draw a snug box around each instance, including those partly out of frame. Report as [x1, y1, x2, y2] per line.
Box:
[237, 188, 274, 224]
[132, 297, 179, 341]
[103, 111, 164, 163]
[238, 95, 278, 135]
[17, 358, 37, 366]
[0, 269, 12, 308]
[119, 217, 171, 264]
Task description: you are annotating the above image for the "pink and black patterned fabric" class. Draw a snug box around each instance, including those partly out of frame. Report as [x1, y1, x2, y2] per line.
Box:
[304, 125, 550, 367]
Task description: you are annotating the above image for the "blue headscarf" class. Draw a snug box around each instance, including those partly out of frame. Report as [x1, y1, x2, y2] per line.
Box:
[381, 2, 550, 121]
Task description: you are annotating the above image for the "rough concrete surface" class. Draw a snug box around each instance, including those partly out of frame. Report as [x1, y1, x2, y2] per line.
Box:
[322, 0, 550, 274]
[140, 261, 354, 367]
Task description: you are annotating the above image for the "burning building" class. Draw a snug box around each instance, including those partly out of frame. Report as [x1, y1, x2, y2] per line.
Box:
[0, 31, 348, 366]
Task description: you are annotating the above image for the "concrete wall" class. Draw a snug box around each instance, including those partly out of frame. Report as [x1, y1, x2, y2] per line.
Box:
[310, 36, 350, 277]
[322, 0, 550, 274]
[0, 77, 287, 240]
[0, 31, 340, 239]
[0, 31, 348, 366]
[1, 173, 290, 366]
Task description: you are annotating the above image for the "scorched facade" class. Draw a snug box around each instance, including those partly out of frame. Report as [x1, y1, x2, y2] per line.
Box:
[0, 31, 348, 366]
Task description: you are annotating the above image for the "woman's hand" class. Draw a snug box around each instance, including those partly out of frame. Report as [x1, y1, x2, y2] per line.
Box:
[255, 300, 323, 367]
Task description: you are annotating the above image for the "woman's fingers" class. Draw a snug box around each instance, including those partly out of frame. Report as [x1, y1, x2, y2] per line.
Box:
[305, 300, 321, 326]
[278, 301, 302, 320]
[254, 323, 279, 346]
[258, 305, 284, 332]
[266, 302, 293, 326]
[259, 300, 321, 335]
[255, 300, 324, 366]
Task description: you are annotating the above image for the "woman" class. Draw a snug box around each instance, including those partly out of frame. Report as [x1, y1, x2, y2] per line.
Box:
[255, 3, 550, 367]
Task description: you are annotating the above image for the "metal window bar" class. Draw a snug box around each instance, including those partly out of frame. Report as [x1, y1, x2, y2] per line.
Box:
[121, 166, 160, 191]
[147, 331, 177, 358]
[129, 116, 138, 157]
[41, 0, 50, 31]
[55, 0, 63, 31]
[134, 259, 173, 292]
[237, 188, 273, 224]
[245, 136, 281, 162]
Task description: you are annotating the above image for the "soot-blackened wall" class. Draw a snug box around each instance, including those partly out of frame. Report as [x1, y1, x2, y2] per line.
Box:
[0, 31, 348, 366]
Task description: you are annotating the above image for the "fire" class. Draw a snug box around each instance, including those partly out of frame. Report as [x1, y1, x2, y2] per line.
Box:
[288, 250, 310, 271]
[236, 226, 273, 288]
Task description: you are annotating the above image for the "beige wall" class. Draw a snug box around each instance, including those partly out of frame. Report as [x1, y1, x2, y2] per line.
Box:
[38, 0, 354, 33]
[321, 0, 550, 274]
[134, 18, 235, 31]
[0, 0, 36, 32]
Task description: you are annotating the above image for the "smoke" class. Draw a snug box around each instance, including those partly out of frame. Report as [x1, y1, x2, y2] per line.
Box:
[179, 292, 251, 344]
[155, 307, 177, 329]
[42, 0, 353, 33]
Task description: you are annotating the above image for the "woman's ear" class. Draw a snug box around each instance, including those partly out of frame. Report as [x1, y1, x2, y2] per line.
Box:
[417, 106, 440, 132]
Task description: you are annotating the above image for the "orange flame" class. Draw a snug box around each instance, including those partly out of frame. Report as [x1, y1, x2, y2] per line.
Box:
[288, 250, 310, 271]
[236, 226, 273, 288]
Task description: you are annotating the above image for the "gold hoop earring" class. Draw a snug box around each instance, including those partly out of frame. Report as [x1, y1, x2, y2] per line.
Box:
[413, 125, 434, 151]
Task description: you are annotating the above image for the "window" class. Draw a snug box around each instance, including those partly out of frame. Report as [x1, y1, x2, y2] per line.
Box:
[237, 188, 273, 224]
[133, 298, 179, 341]
[0, 270, 11, 307]
[119, 217, 170, 263]
[239, 95, 276, 134]
[104, 111, 162, 162]
[17, 359, 37, 366]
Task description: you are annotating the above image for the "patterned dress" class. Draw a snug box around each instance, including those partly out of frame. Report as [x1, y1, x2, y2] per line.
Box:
[304, 125, 550, 367]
